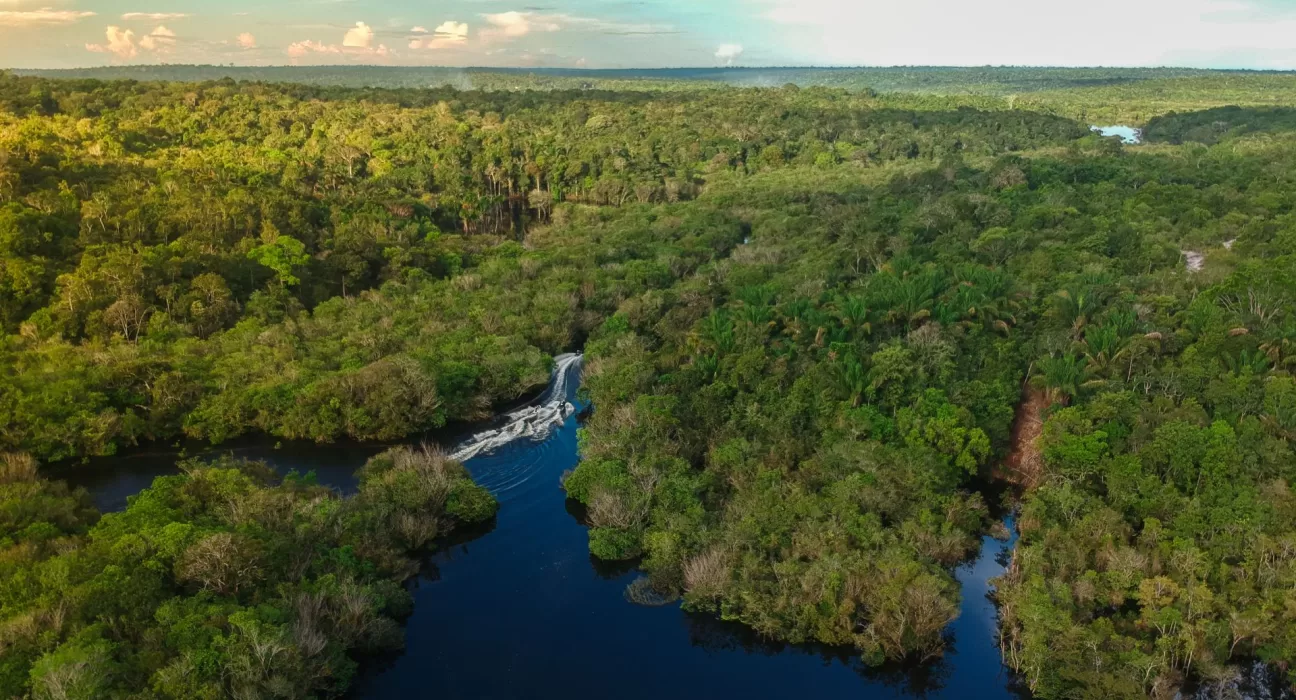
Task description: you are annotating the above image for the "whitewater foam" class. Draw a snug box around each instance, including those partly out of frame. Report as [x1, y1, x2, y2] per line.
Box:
[449, 353, 583, 463]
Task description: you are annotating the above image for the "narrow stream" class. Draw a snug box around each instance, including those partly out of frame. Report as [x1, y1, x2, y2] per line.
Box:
[58, 360, 1029, 699]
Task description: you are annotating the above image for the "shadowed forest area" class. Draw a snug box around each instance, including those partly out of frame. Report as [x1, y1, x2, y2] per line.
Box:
[1145, 106, 1296, 145]
[3, 68, 1296, 698]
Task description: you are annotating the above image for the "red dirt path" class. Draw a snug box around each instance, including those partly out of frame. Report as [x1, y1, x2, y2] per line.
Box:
[994, 386, 1051, 490]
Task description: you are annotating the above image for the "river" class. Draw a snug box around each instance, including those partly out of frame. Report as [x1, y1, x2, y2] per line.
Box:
[58, 357, 1030, 698]
[57, 357, 1296, 698]
[349, 356, 1025, 698]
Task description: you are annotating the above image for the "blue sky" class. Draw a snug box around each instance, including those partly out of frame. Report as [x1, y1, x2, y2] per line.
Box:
[2, 0, 1295, 69]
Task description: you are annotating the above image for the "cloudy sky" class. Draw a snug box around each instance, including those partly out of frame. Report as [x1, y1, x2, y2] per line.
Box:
[2, 0, 1295, 69]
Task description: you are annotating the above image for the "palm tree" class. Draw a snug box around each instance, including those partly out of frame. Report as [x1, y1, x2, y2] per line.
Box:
[1081, 323, 1130, 377]
[835, 294, 872, 339]
[737, 303, 772, 329]
[875, 270, 940, 328]
[699, 309, 735, 354]
[1052, 286, 1101, 339]
[1031, 353, 1089, 404]
[737, 284, 776, 309]
[949, 267, 1020, 334]
[693, 353, 720, 381]
[837, 353, 869, 407]
[1259, 324, 1296, 370]
[779, 298, 813, 341]
[1223, 348, 1269, 376]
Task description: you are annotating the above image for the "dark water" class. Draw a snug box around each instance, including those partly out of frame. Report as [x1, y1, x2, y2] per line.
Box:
[349, 367, 1025, 700]
[57, 364, 1027, 700]
[52, 438, 384, 512]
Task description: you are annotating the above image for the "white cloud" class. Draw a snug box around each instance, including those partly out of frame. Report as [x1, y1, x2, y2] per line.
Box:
[85, 26, 138, 58]
[236, 32, 255, 49]
[410, 20, 469, 49]
[342, 21, 373, 48]
[287, 39, 339, 58]
[481, 11, 559, 40]
[476, 11, 670, 43]
[435, 20, 469, 41]
[138, 24, 176, 51]
[87, 24, 178, 57]
[715, 43, 743, 64]
[0, 8, 95, 26]
[121, 12, 188, 20]
[549, 14, 672, 35]
[288, 22, 390, 62]
[411, 25, 427, 33]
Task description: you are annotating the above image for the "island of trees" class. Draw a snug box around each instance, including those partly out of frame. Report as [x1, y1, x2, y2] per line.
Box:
[1, 67, 1295, 698]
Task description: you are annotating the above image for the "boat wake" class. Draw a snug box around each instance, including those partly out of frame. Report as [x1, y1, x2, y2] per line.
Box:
[449, 353, 584, 463]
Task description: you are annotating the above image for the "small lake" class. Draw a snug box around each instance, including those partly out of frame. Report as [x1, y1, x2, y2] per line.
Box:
[1091, 125, 1142, 144]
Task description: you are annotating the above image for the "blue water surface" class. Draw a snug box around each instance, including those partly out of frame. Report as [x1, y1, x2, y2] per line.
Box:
[1091, 125, 1142, 144]
[351, 371, 1025, 699]
[59, 366, 1027, 700]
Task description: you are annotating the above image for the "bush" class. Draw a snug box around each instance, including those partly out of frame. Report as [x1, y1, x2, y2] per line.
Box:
[446, 482, 497, 523]
[588, 526, 642, 560]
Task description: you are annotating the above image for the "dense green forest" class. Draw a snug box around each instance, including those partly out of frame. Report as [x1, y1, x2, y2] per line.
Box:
[0, 71, 1083, 461]
[1, 447, 496, 697]
[17, 65, 1296, 122]
[11, 65, 1241, 93]
[566, 143, 1296, 696]
[3, 68, 1296, 698]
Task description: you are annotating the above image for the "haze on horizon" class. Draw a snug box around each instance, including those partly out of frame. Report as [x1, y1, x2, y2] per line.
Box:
[1, 0, 1295, 71]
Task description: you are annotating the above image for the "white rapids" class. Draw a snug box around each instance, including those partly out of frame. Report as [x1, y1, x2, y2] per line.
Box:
[449, 353, 584, 463]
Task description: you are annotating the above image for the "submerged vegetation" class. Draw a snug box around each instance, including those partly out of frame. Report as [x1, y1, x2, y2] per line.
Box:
[2, 67, 1296, 697]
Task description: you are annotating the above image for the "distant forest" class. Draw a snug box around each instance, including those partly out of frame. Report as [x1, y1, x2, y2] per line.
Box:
[12, 64, 1290, 93]
[15, 65, 1296, 123]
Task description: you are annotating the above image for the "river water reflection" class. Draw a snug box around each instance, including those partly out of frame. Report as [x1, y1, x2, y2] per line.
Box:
[350, 367, 1026, 699]
[59, 365, 1028, 699]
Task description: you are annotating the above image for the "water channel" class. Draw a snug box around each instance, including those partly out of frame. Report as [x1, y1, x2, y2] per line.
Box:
[46, 360, 1061, 699]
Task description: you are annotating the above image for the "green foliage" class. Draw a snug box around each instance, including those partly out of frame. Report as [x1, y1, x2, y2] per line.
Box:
[1145, 106, 1296, 145]
[0, 449, 494, 699]
[11, 65, 1296, 123]
[247, 233, 309, 288]
[558, 103, 1296, 692]
[5, 68, 1296, 698]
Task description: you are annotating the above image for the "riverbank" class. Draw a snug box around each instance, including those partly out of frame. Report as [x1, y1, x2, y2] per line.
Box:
[52, 356, 1033, 698]
[44, 358, 1290, 699]
[47, 356, 568, 512]
[351, 364, 1030, 699]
